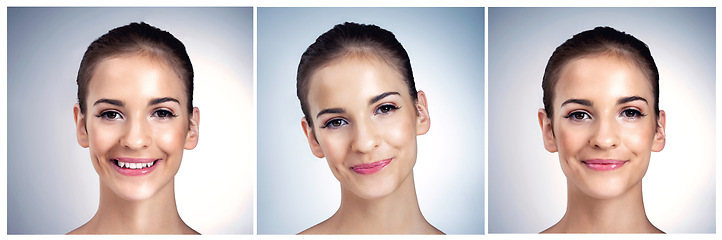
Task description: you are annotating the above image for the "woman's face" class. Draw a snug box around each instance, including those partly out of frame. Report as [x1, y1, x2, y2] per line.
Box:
[73, 54, 199, 201]
[301, 55, 430, 200]
[538, 54, 665, 199]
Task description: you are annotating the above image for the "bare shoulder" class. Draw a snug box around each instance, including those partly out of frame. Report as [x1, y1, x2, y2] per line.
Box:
[540, 222, 562, 233]
[67, 223, 93, 234]
[427, 225, 445, 234]
[298, 219, 334, 234]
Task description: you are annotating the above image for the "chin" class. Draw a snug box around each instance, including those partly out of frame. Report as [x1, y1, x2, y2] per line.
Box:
[352, 185, 397, 200]
[108, 181, 159, 201]
[575, 177, 635, 200]
[344, 176, 401, 200]
[103, 176, 174, 202]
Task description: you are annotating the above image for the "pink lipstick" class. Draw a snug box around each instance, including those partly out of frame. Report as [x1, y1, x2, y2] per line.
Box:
[351, 159, 392, 175]
[111, 158, 160, 176]
[582, 159, 627, 171]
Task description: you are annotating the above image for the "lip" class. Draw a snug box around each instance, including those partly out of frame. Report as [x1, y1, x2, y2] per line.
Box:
[351, 159, 392, 175]
[111, 158, 161, 176]
[582, 159, 627, 171]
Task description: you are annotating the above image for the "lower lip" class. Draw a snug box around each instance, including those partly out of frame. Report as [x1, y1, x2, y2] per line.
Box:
[111, 159, 160, 176]
[351, 159, 392, 175]
[582, 159, 627, 171]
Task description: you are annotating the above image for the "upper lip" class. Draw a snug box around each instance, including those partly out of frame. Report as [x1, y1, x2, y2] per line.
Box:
[351, 159, 392, 169]
[581, 159, 628, 164]
[112, 158, 160, 163]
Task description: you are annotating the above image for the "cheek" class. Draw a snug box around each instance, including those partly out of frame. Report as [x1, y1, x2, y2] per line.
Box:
[554, 123, 587, 159]
[317, 130, 350, 165]
[154, 123, 189, 154]
[88, 122, 121, 157]
[620, 122, 656, 153]
[383, 118, 414, 148]
[380, 110, 418, 152]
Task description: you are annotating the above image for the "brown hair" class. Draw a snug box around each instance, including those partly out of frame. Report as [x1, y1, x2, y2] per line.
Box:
[296, 22, 416, 126]
[542, 26, 659, 118]
[76, 22, 194, 115]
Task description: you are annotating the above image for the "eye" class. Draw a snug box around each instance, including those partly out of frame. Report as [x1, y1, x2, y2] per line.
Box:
[621, 108, 646, 119]
[96, 110, 123, 120]
[321, 118, 348, 129]
[152, 109, 177, 119]
[375, 104, 400, 114]
[564, 111, 591, 121]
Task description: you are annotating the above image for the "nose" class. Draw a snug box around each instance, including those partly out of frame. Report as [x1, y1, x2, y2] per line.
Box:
[120, 117, 151, 150]
[350, 118, 380, 153]
[589, 117, 619, 150]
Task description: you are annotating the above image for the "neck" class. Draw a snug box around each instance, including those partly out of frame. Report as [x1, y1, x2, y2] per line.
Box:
[329, 172, 437, 234]
[77, 179, 196, 234]
[547, 180, 661, 233]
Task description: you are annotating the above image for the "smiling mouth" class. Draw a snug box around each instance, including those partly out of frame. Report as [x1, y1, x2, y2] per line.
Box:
[351, 159, 392, 175]
[582, 159, 628, 171]
[113, 160, 158, 169]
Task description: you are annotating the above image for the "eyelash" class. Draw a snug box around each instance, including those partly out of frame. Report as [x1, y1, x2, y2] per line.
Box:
[375, 103, 400, 115]
[152, 109, 178, 119]
[95, 109, 177, 121]
[96, 110, 123, 120]
[620, 108, 646, 119]
[563, 110, 591, 121]
[562, 108, 647, 122]
[320, 104, 401, 129]
[321, 118, 348, 129]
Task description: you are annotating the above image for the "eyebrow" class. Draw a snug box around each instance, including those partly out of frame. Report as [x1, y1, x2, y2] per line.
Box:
[149, 97, 181, 106]
[314, 92, 401, 119]
[369, 92, 401, 105]
[561, 96, 649, 108]
[316, 108, 345, 119]
[92, 97, 180, 108]
[93, 98, 123, 107]
[560, 98, 592, 107]
[617, 96, 648, 105]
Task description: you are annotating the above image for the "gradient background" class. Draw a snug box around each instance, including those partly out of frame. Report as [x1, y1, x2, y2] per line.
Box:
[257, 7, 485, 234]
[7, 7, 254, 234]
[488, 7, 716, 233]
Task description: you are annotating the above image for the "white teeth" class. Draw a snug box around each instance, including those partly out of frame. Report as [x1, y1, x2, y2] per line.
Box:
[116, 161, 155, 169]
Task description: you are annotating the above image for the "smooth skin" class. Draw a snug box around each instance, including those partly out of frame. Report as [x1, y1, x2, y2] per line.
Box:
[538, 54, 665, 233]
[70, 54, 199, 234]
[299, 54, 441, 234]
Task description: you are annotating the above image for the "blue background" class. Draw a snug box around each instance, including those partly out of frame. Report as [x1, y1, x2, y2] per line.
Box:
[257, 7, 486, 234]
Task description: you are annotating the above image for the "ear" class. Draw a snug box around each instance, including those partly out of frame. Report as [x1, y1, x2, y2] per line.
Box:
[415, 90, 431, 135]
[538, 108, 558, 153]
[73, 103, 89, 148]
[651, 110, 666, 152]
[301, 117, 325, 158]
[184, 107, 200, 150]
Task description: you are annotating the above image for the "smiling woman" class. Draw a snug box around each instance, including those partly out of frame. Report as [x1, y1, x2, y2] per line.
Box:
[537, 26, 665, 233]
[296, 22, 441, 234]
[70, 22, 200, 234]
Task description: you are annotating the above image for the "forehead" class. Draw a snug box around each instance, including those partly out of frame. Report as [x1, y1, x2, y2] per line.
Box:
[87, 54, 187, 104]
[306, 55, 409, 111]
[554, 54, 653, 105]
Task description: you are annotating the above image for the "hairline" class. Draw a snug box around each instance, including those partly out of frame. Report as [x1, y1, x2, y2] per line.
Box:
[547, 50, 658, 120]
[302, 49, 413, 127]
